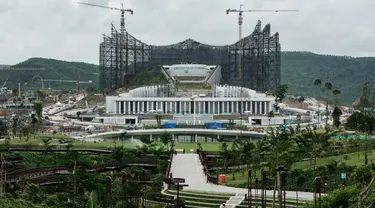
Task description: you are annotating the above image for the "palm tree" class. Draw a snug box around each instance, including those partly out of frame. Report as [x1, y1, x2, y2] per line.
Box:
[313, 79, 342, 128]
[42, 137, 52, 153]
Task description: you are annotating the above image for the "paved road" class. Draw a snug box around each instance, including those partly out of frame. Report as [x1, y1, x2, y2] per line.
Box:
[170, 153, 315, 202]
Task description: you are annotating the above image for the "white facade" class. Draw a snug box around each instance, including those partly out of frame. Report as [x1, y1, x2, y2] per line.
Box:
[106, 85, 274, 115]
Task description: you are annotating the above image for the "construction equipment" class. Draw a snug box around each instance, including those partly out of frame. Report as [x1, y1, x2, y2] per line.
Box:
[226, 4, 298, 86]
[77, 1, 133, 88]
[0, 78, 11, 95]
[77, 2, 133, 38]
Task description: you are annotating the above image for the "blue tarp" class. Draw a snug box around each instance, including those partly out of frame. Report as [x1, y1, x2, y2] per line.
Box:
[162, 122, 177, 128]
[204, 122, 223, 129]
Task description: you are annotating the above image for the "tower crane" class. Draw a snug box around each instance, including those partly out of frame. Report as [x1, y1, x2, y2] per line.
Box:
[77, 2, 133, 38]
[77, 1, 134, 88]
[226, 4, 298, 86]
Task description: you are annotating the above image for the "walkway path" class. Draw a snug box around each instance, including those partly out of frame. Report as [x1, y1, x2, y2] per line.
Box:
[170, 153, 315, 207]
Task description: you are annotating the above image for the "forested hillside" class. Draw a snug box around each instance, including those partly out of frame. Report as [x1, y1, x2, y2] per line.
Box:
[2, 52, 374, 105]
[0, 58, 98, 90]
[281, 52, 375, 104]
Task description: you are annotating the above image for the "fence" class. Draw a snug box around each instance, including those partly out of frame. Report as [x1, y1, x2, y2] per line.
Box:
[164, 150, 174, 183]
[198, 150, 218, 184]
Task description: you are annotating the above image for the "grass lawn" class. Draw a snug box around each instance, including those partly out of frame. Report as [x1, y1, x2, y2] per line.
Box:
[224, 149, 375, 186]
[291, 149, 375, 170]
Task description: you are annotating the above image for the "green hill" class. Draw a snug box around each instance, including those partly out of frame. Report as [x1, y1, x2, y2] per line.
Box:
[281, 52, 375, 105]
[0, 58, 98, 90]
[2, 53, 373, 105]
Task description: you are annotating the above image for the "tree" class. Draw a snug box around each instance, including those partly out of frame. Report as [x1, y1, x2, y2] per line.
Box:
[298, 96, 305, 108]
[42, 137, 52, 153]
[219, 142, 232, 170]
[261, 128, 295, 171]
[160, 131, 172, 150]
[11, 116, 19, 137]
[36, 90, 45, 100]
[272, 84, 288, 113]
[0, 121, 8, 139]
[76, 111, 81, 119]
[232, 139, 257, 175]
[155, 115, 162, 127]
[295, 127, 338, 170]
[350, 165, 374, 186]
[346, 112, 375, 135]
[12, 89, 18, 97]
[357, 82, 375, 110]
[32, 102, 43, 121]
[21, 126, 32, 141]
[332, 106, 343, 128]
[314, 79, 342, 128]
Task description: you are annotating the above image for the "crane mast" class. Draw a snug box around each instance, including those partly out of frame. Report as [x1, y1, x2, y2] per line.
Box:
[226, 5, 298, 87]
[77, 1, 133, 88]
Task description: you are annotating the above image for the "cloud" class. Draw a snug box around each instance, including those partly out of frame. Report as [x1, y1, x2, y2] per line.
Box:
[0, 0, 374, 65]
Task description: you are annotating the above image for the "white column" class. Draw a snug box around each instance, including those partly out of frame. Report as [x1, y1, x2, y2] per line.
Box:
[241, 101, 244, 114]
[127, 101, 131, 114]
[265, 101, 269, 114]
[245, 101, 248, 111]
[255, 101, 258, 114]
[175, 102, 177, 114]
[137, 102, 140, 114]
[236, 102, 239, 114]
[269, 101, 272, 113]
[122, 101, 125, 114]
[184, 102, 186, 114]
[198, 102, 201, 114]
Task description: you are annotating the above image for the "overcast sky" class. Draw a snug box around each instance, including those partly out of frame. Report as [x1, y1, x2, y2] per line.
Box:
[1, 0, 374, 65]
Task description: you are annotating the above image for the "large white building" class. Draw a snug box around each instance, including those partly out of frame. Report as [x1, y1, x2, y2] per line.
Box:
[106, 64, 275, 116]
[106, 85, 274, 115]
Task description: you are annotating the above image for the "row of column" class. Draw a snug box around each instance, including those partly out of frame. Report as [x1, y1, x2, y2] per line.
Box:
[114, 100, 272, 115]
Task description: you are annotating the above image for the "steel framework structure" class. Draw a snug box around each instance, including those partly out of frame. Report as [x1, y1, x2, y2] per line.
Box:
[99, 21, 280, 93]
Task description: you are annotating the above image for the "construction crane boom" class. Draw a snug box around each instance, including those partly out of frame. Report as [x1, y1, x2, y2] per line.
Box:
[77, 2, 133, 14]
[226, 4, 298, 86]
[1, 78, 8, 88]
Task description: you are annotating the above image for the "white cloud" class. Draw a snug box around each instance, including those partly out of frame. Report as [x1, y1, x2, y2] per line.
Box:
[1, 0, 375, 64]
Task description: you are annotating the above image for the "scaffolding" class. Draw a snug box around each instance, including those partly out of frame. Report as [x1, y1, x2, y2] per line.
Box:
[99, 20, 280, 93]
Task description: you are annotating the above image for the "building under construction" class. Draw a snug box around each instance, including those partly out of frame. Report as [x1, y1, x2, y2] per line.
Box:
[99, 20, 280, 93]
